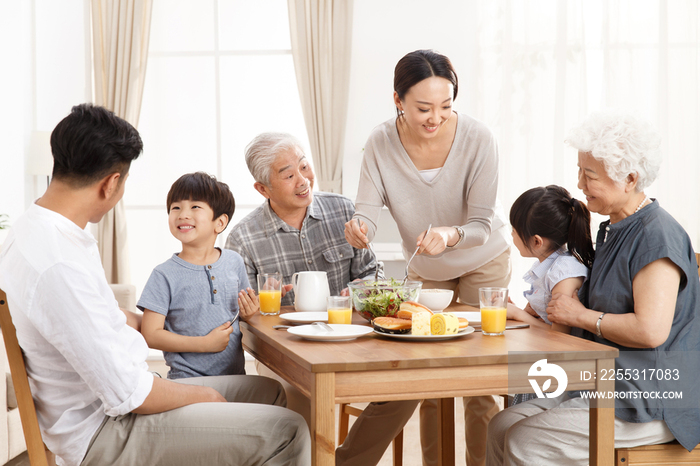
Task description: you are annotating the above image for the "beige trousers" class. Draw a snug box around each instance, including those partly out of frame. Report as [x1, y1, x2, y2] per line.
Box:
[411, 249, 512, 466]
[80, 374, 310, 466]
[255, 361, 419, 466]
[486, 393, 675, 466]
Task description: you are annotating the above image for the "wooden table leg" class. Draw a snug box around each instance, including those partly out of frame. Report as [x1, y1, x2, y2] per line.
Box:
[311, 372, 335, 466]
[437, 397, 455, 466]
[590, 358, 615, 466]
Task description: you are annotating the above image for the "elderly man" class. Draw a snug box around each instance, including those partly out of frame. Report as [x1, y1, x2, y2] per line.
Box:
[0, 106, 310, 466]
[226, 132, 418, 466]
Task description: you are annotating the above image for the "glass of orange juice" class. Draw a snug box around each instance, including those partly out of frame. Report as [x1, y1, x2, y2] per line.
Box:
[257, 272, 282, 316]
[479, 287, 508, 336]
[327, 296, 352, 325]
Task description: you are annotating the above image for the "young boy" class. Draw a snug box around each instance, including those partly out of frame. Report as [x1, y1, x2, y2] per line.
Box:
[138, 172, 259, 379]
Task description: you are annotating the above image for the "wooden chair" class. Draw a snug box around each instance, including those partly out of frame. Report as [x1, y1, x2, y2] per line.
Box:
[0, 290, 56, 466]
[616, 441, 700, 465]
[338, 403, 404, 465]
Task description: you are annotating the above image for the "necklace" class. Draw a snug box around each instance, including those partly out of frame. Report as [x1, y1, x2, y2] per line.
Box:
[635, 195, 649, 213]
[604, 196, 650, 243]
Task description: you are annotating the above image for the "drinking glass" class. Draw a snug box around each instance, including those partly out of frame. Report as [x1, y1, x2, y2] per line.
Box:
[258, 272, 282, 316]
[479, 287, 508, 336]
[327, 296, 352, 324]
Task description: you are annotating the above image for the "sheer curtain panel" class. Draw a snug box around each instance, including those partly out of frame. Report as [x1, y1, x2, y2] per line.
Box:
[288, 0, 353, 193]
[91, 0, 153, 284]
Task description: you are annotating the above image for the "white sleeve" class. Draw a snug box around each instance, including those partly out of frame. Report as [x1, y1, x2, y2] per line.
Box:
[33, 262, 153, 415]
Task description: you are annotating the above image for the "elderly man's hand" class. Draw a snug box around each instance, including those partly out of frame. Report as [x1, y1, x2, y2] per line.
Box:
[546, 290, 585, 327]
[345, 219, 369, 249]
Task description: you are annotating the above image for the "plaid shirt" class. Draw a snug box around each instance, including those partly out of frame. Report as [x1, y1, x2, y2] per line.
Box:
[225, 192, 383, 306]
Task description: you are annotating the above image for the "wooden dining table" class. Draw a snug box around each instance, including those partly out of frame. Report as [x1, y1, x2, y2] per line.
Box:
[241, 304, 619, 466]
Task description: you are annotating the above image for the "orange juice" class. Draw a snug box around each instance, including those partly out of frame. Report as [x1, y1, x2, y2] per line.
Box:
[259, 290, 281, 315]
[480, 307, 507, 335]
[327, 308, 352, 324]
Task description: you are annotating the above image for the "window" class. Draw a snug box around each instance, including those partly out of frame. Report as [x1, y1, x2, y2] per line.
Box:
[127, 0, 310, 295]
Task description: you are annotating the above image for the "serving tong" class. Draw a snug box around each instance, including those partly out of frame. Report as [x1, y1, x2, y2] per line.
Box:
[402, 224, 432, 285]
[357, 218, 380, 281]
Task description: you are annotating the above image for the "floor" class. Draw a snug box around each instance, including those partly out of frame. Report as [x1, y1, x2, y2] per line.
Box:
[5, 359, 468, 466]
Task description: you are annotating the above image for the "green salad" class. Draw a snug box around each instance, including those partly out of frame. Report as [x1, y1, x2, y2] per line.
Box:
[350, 278, 421, 319]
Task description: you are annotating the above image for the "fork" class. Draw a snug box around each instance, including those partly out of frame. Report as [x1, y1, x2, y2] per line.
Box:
[313, 321, 334, 332]
[402, 224, 432, 285]
[357, 218, 380, 281]
[229, 311, 240, 326]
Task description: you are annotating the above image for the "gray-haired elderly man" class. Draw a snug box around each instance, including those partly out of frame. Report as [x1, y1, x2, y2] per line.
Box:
[225, 132, 419, 466]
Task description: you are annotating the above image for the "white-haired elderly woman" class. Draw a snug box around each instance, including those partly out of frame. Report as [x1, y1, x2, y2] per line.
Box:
[486, 110, 700, 465]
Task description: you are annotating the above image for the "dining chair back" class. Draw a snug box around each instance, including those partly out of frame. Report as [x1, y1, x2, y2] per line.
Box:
[0, 289, 55, 466]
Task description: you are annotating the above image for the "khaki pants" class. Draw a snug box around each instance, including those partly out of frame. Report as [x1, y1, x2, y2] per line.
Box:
[80, 375, 310, 466]
[486, 393, 675, 466]
[256, 361, 419, 466]
[411, 249, 512, 466]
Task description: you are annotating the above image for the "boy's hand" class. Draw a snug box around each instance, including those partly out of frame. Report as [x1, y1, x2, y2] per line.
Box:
[238, 287, 260, 321]
[203, 321, 234, 352]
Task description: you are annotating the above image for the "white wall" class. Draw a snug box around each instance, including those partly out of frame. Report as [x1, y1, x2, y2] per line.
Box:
[343, 0, 478, 201]
[0, 0, 89, 242]
[0, 2, 31, 243]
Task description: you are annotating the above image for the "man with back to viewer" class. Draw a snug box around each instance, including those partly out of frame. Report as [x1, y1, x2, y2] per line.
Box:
[0, 104, 310, 466]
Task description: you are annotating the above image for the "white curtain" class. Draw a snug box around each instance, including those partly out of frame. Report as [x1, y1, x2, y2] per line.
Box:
[458, 0, 700, 297]
[288, 0, 353, 193]
[91, 0, 153, 284]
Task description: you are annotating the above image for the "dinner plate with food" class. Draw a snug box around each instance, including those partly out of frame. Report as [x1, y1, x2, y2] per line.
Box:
[279, 311, 329, 324]
[372, 301, 475, 341]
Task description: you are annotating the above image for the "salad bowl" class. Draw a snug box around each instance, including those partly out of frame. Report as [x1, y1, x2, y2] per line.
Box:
[348, 279, 422, 321]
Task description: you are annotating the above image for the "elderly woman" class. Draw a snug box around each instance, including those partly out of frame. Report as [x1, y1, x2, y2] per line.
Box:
[486, 110, 700, 465]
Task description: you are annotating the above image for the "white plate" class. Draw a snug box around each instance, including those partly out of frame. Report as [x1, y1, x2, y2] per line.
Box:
[373, 326, 475, 341]
[448, 311, 481, 324]
[279, 312, 328, 324]
[287, 324, 373, 341]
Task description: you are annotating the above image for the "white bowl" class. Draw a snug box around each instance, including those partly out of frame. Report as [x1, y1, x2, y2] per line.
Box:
[417, 289, 454, 312]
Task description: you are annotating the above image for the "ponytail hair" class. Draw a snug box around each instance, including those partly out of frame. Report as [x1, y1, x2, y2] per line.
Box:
[509, 185, 595, 268]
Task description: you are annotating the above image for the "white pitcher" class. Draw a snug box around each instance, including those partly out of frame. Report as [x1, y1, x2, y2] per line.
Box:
[291, 271, 331, 312]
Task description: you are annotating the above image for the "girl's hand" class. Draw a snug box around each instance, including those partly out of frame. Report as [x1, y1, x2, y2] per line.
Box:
[238, 287, 260, 320]
[546, 290, 586, 327]
[506, 302, 522, 320]
[203, 321, 234, 352]
[523, 302, 539, 317]
[344, 218, 369, 249]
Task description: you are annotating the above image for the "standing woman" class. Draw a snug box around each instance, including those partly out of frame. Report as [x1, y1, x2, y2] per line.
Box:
[345, 49, 511, 466]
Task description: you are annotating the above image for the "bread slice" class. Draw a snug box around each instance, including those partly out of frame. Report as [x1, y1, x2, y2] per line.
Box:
[458, 317, 469, 329]
[373, 316, 412, 334]
[396, 301, 433, 320]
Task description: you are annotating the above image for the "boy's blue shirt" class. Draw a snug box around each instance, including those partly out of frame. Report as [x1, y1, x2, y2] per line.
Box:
[138, 248, 247, 379]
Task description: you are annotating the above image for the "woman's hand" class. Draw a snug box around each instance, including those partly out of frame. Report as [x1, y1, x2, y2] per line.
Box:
[546, 290, 587, 327]
[416, 226, 460, 255]
[345, 218, 368, 249]
[238, 287, 259, 320]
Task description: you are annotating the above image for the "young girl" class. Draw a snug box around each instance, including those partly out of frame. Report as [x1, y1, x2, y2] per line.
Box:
[508, 185, 594, 404]
[508, 185, 595, 332]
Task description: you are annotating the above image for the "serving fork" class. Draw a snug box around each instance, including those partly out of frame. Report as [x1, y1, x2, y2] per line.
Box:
[402, 224, 432, 285]
[357, 218, 380, 281]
